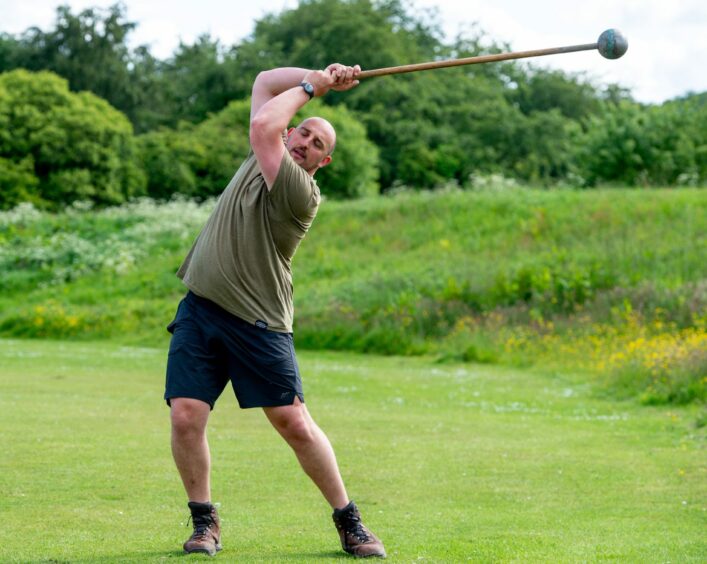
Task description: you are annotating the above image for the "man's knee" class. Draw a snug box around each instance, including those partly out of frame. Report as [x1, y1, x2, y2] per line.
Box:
[268, 406, 315, 445]
[170, 397, 210, 436]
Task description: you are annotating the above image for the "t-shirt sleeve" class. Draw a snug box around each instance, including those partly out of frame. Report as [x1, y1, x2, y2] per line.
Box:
[269, 151, 320, 220]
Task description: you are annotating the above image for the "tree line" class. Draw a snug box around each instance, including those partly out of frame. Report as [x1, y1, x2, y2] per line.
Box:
[1, 0, 705, 209]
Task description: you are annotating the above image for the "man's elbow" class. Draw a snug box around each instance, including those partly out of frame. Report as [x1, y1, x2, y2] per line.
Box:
[250, 114, 284, 151]
[250, 114, 271, 143]
[252, 70, 274, 95]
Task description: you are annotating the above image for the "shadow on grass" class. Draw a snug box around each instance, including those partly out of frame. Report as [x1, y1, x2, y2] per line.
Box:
[281, 551, 346, 560]
[58, 550, 184, 562]
[53, 549, 346, 562]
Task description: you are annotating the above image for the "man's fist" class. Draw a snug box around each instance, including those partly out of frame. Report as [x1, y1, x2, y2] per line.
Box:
[326, 63, 361, 92]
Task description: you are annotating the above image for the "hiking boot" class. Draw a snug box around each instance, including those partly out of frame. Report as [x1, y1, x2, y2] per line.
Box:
[183, 501, 222, 556]
[332, 501, 386, 558]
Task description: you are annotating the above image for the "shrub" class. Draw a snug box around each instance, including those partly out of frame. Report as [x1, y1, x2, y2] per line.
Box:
[575, 99, 707, 186]
[0, 69, 145, 208]
[0, 156, 39, 208]
[135, 128, 206, 199]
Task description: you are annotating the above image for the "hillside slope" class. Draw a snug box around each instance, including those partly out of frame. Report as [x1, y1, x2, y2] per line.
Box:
[2, 188, 705, 403]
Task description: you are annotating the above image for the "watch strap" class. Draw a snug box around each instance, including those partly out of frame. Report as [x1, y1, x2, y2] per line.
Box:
[299, 82, 314, 99]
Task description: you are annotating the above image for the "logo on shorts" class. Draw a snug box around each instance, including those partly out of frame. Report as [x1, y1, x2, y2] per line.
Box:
[255, 319, 268, 329]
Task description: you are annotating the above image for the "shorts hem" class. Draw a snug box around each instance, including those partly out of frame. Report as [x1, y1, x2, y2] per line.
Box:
[237, 391, 305, 409]
[165, 394, 216, 410]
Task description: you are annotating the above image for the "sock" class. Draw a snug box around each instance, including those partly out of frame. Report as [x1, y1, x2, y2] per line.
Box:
[188, 501, 213, 514]
[334, 500, 356, 515]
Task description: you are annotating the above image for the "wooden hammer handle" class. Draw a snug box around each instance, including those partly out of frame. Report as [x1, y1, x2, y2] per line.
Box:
[356, 43, 598, 79]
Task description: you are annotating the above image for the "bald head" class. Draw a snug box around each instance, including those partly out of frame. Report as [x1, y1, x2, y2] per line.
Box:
[299, 117, 337, 155]
[286, 116, 337, 175]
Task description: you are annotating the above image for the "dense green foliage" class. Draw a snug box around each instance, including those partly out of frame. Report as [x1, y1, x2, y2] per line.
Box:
[1, 0, 705, 208]
[2, 340, 705, 561]
[135, 101, 252, 200]
[0, 5, 144, 123]
[1, 188, 705, 403]
[0, 69, 145, 209]
[575, 95, 707, 186]
[136, 99, 379, 200]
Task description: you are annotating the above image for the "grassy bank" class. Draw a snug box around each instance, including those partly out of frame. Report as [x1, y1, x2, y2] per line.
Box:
[1, 187, 705, 404]
[0, 339, 705, 562]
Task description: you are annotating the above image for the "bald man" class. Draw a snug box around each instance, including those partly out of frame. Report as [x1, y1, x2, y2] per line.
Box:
[163, 65, 386, 558]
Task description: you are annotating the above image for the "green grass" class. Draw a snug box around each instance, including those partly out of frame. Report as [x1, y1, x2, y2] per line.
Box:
[2, 189, 705, 348]
[2, 188, 705, 405]
[1, 339, 705, 562]
[294, 188, 706, 353]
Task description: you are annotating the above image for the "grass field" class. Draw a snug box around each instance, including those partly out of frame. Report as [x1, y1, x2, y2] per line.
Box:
[2, 189, 705, 405]
[1, 338, 705, 562]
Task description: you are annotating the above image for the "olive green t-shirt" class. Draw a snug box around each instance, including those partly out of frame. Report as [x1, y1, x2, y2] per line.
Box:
[176, 149, 321, 333]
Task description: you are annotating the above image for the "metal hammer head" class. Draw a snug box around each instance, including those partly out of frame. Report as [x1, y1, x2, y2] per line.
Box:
[597, 29, 628, 59]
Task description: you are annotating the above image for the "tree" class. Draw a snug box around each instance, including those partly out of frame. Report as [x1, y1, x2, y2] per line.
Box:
[0, 70, 145, 208]
[0, 3, 176, 131]
[510, 68, 601, 121]
[134, 128, 206, 200]
[245, 0, 442, 72]
[0, 33, 24, 72]
[4, 0, 701, 194]
[573, 97, 707, 186]
[345, 65, 534, 188]
[13, 5, 142, 118]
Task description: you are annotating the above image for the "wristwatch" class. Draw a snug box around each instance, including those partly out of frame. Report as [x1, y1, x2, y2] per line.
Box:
[299, 81, 315, 99]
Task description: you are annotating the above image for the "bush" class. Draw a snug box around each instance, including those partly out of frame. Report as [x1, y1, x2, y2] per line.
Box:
[0, 156, 39, 208]
[0, 69, 145, 208]
[136, 128, 207, 199]
[575, 98, 707, 186]
[135, 100, 249, 199]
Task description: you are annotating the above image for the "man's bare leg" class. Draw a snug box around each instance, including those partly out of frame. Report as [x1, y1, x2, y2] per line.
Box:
[263, 397, 349, 509]
[170, 397, 222, 555]
[170, 397, 212, 502]
[264, 397, 386, 557]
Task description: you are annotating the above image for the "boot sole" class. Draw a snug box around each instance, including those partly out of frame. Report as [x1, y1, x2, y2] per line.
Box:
[346, 548, 387, 559]
[183, 545, 222, 556]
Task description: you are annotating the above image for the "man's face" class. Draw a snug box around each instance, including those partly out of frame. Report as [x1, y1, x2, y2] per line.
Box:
[286, 118, 335, 175]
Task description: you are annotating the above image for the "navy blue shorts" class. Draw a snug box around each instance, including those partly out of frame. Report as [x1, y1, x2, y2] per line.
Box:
[164, 291, 304, 409]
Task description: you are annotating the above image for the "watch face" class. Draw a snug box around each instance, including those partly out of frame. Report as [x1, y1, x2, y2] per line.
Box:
[303, 82, 314, 96]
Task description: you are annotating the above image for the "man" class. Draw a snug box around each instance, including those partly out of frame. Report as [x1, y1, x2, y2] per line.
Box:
[164, 63, 386, 559]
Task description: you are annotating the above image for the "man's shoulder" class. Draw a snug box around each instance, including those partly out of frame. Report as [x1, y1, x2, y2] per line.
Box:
[271, 152, 320, 219]
[225, 149, 264, 190]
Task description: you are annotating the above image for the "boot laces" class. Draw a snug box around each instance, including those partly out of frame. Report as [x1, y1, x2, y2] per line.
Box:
[343, 513, 370, 542]
[187, 513, 214, 538]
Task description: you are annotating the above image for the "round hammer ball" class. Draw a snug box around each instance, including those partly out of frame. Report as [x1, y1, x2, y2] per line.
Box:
[597, 29, 628, 59]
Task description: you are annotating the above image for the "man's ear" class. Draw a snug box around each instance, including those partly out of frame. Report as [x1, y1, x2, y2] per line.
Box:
[317, 155, 333, 170]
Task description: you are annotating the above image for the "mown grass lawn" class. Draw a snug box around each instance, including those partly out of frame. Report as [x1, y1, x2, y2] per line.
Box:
[1, 339, 705, 562]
